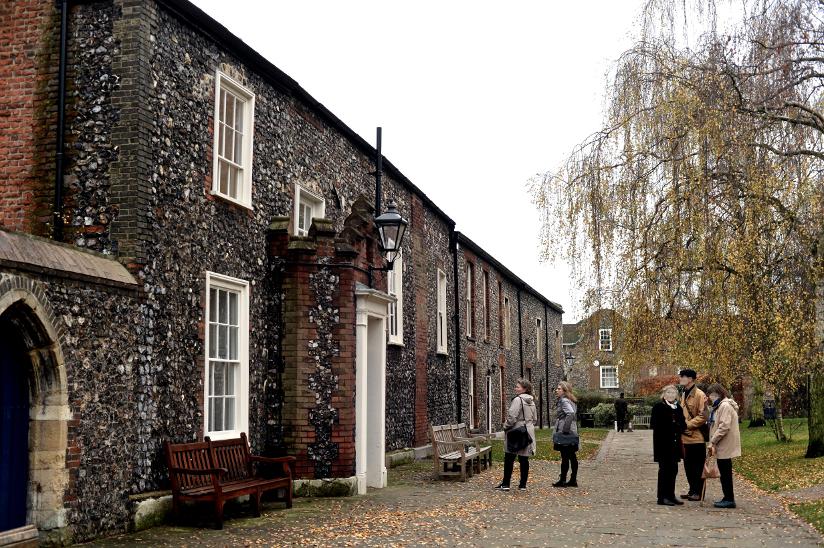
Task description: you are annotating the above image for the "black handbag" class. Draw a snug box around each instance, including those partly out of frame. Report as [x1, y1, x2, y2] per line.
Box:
[506, 397, 533, 452]
[552, 431, 579, 446]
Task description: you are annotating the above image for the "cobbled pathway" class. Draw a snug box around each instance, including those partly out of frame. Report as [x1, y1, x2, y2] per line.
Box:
[84, 430, 823, 547]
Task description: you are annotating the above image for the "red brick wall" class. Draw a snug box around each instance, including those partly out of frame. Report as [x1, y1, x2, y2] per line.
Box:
[0, 0, 60, 236]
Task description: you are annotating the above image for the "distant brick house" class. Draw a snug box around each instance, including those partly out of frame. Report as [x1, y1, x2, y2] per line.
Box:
[0, 0, 563, 544]
[563, 309, 623, 395]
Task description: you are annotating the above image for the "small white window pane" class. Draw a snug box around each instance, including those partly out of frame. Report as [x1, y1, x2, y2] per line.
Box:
[229, 292, 238, 325]
[219, 290, 228, 324]
[214, 362, 225, 394]
[218, 325, 228, 359]
[228, 166, 237, 198]
[214, 397, 224, 431]
[224, 396, 235, 430]
[209, 324, 217, 359]
[209, 288, 217, 322]
[208, 399, 215, 432]
[229, 326, 238, 360]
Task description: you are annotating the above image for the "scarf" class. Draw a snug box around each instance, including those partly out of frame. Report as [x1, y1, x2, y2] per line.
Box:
[708, 397, 723, 424]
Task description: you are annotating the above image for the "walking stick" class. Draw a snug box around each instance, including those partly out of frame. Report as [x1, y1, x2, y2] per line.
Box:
[699, 478, 707, 507]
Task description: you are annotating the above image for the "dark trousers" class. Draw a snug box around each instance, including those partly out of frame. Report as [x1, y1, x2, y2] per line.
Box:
[657, 460, 678, 500]
[559, 446, 578, 481]
[502, 453, 529, 487]
[718, 458, 734, 501]
[683, 442, 706, 495]
[617, 414, 626, 432]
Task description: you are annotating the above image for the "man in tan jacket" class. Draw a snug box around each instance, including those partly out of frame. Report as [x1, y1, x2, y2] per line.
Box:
[679, 369, 707, 501]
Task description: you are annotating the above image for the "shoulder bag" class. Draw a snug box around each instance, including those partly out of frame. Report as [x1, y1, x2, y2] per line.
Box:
[684, 394, 710, 442]
[506, 397, 533, 452]
[552, 399, 580, 448]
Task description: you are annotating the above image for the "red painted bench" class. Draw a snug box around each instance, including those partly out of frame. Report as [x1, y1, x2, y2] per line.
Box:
[164, 432, 295, 529]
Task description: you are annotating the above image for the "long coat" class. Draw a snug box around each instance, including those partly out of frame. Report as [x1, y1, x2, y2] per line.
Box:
[504, 393, 537, 456]
[553, 397, 580, 451]
[651, 401, 687, 463]
[680, 386, 708, 444]
[702, 398, 742, 460]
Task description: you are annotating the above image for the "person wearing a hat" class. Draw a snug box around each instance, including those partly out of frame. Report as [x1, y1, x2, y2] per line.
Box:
[678, 368, 708, 501]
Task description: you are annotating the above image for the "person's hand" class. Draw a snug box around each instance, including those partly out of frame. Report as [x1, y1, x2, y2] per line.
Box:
[707, 443, 715, 456]
[704, 396, 709, 406]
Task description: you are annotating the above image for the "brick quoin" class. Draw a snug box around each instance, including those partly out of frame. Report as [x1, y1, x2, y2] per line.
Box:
[412, 195, 428, 446]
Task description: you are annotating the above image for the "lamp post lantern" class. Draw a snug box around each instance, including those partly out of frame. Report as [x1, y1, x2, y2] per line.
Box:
[368, 127, 408, 285]
[564, 353, 575, 382]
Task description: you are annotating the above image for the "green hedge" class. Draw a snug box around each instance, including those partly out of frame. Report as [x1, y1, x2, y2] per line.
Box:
[590, 402, 653, 427]
[573, 388, 615, 412]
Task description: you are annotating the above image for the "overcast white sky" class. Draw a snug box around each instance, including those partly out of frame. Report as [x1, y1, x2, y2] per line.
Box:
[190, 0, 646, 322]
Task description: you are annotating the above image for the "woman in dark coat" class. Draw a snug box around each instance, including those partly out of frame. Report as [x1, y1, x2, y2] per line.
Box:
[651, 385, 688, 506]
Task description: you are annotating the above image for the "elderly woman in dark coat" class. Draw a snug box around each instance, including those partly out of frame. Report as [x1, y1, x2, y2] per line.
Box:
[552, 381, 580, 487]
[495, 378, 537, 491]
[651, 385, 688, 506]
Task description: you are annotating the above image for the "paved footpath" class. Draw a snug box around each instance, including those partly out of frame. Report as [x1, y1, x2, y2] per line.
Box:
[85, 431, 823, 547]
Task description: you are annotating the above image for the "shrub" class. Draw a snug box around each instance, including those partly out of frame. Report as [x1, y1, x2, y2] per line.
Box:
[591, 403, 652, 427]
[573, 388, 614, 412]
[636, 375, 680, 396]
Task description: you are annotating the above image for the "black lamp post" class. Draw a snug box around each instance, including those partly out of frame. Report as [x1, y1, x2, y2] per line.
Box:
[564, 353, 575, 382]
[369, 127, 408, 284]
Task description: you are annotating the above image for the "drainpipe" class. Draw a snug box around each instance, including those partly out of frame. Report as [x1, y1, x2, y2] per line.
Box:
[54, 0, 69, 241]
[451, 231, 462, 423]
[544, 303, 550, 426]
[517, 285, 523, 378]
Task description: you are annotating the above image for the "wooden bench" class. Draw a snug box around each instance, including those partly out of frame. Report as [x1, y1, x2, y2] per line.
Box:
[429, 424, 492, 481]
[633, 415, 651, 429]
[165, 432, 296, 529]
[450, 423, 493, 471]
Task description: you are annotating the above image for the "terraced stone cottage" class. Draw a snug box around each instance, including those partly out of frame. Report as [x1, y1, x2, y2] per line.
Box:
[0, 0, 564, 544]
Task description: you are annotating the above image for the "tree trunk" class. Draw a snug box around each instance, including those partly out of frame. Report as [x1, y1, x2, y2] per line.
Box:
[807, 368, 824, 458]
[749, 376, 766, 427]
[774, 385, 788, 442]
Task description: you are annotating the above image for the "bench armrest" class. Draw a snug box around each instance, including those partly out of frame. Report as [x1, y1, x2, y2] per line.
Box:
[170, 466, 228, 477]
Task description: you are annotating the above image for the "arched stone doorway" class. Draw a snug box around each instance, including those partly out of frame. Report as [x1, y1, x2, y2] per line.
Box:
[0, 280, 69, 538]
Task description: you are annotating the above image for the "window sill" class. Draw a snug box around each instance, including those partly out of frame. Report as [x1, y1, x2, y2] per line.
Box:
[436, 349, 448, 356]
[388, 341, 405, 348]
[466, 336, 476, 343]
[210, 190, 254, 213]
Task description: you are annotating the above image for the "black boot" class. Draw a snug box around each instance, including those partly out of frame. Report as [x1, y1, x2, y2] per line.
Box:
[566, 476, 578, 487]
[552, 475, 567, 488]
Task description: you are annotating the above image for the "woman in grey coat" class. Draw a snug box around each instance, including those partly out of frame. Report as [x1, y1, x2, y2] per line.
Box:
[553, 381, 580, 487]
[495, 378, 537, 491]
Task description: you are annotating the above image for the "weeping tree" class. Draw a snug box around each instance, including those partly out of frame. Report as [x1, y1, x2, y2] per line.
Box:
[532, 0, 824, 454]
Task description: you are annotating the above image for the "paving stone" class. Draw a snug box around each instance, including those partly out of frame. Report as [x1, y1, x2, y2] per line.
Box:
[85, 430, 823, 547]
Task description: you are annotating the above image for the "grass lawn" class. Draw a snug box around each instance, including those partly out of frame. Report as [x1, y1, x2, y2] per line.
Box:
[790, 500, 824, 535]
[735, 419, 824, 537]
[734, 419, 824, 492]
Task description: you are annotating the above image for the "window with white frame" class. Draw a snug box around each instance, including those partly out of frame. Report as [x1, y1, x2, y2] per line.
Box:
[504, 296, 511, 349]
[599, 328, 613, 351]
[294, 185, 325, 237]
[387, 251, 403, 345]
[436, 269, 447, 353]
[536, 318, 543, 360]
[465, 262, 474, 338]
[482, 270, 490, 341]
[600, 365, 619, 388]
[205, 272, 249, 439]
[212, 72, 254, 207]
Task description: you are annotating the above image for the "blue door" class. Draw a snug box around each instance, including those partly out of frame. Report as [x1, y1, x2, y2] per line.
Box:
[0, 319, 29, 532]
